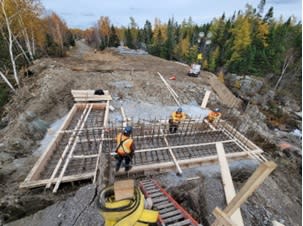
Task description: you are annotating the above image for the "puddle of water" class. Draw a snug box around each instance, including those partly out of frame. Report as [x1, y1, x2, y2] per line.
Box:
[33, 115, 67, 156]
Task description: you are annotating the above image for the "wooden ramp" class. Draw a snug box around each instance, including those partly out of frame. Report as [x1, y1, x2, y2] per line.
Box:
[207, 74, 242, 108]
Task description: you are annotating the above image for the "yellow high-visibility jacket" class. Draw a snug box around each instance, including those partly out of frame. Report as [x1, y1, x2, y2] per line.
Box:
[116, 133, 134, 156]
[171, 112, 186, 123]
[208, 111, 221, 123]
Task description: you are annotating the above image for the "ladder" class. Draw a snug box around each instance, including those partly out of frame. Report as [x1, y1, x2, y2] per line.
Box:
[139, 179, 202, 226]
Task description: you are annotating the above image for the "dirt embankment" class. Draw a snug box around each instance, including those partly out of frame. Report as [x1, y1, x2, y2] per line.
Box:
[0, 41, 301, 225]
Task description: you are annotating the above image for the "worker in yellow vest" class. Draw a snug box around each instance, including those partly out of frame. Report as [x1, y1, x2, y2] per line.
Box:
[169, 107, 186, 133]
[115, 126, 135, 172]
[208, 108, 221, 123]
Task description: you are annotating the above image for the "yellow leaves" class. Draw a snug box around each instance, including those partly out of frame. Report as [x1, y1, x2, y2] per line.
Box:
[230, 15, 252, 62]
[152, 18, 167, 42]
[99, 16, 111, 38]
[256, 21, 269, 47]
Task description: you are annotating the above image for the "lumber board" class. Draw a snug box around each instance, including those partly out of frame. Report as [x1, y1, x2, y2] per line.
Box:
[201, 90, 211, 108]
[25, 104, 78, 182]
[71, 89, 109, 95]
[53, 104, 93, 193]
[93, 100, 110, 183]
[216, 142, 244, 226]
[46, 104, 90, 188]
[74, 96, 112, 101]
[212, 207, 237, 226]
[72, 154, 98, 159]
[116, 150, 263, 175]
[114, 179, 134, 201]
[223, 161, 277, 216]
[160, 129, 183, 175]
[20, 172, 95, 189]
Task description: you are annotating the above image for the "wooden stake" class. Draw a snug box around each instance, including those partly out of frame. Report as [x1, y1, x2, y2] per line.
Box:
[201, 90, 211, 108]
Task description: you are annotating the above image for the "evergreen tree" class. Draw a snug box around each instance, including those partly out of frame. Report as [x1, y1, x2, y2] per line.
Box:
[109, 26, 120, 47]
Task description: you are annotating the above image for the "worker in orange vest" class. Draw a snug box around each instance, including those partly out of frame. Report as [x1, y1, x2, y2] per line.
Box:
[208, 108, 221, 123]
[169, 107, 186, 133]
[115, 126, 135, 172]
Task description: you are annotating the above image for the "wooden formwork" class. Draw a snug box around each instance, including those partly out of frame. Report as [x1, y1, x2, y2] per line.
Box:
[20, 102, 109, 191]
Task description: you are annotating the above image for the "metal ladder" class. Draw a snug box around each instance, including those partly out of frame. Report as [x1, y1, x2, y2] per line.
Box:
[139, 179, 202, 226]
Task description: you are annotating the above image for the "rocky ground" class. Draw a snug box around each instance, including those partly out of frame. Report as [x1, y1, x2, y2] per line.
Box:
[0, 41, 301, 225]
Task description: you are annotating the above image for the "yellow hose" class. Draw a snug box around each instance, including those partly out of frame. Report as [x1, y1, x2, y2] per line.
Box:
[98, 186, 158, 226]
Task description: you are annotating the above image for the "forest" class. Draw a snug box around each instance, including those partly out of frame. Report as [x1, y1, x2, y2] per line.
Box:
[0, 0, 301, 106]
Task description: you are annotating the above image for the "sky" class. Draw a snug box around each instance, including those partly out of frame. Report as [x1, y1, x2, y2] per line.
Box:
[40, 0, 302, 29]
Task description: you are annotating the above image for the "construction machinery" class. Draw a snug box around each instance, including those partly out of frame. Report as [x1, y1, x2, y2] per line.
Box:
[187, 64, 201, 77]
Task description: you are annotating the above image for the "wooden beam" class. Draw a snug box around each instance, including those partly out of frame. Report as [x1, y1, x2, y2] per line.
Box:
[121, 106, 127, 127]
[25, 104, 78, 182]
[53, 104, 93, 193]
[45, 104, 90, 189]
[110, 139, 234, 155]
[72, 154, 98, 159]
[116, 150, 263, 175]
[212, 207, 237, 226]
[93, 100, 110, 183]
[212, 161, 277, 226]
[20, 172, 95, 189]
[201, 90, 211, 108]
[158, 72, 181, 106]
[216, 142, 244, 226]
[160, 129, 183, 175]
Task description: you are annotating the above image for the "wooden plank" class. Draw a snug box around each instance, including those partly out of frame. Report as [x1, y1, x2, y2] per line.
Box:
[160, 129, 183, 175]
[53, 104, 93, 193]
[121, 107, 127, 127]
[110, 139, 234, 155]
[93, 100, 110, 183]
[25, 104, 78, 182]
[201, 90, 211, 108]
[74, 96, 112, 101]
[212, 207, 237, 226]
[272, 221, 285, 226]
[158, 72, 181, 106]
[116, 150, 263, 175]
[114, 179, 134, 201]
[71, 89, 109, 95]
[20, 172, 95, 189]
[216, 142, 244, 226]
[72, 154, 98, 159]
[46, 104, 90, 189]
[212, 161, 277, 226]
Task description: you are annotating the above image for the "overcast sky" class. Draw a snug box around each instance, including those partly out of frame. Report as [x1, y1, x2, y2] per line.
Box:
[40, 0, 302, 29]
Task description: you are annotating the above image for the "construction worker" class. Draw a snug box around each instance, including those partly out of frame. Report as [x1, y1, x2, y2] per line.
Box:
[115, 126, 135, 172]
[208, 108, 221, 123]
[169, 107, 186, 133]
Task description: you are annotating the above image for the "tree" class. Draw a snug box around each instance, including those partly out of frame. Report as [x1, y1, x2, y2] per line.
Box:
[99, 16, 110, 49]
[109, 25, 120, 47]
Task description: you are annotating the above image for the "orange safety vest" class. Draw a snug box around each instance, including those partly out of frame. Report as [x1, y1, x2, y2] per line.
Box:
[116, 133, 133, 156]
[171, 112, 186, 123]
[208, 111, 221, 123]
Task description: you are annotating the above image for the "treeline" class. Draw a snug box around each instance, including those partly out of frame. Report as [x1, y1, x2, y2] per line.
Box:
[0, 0, 75, 93]
[85, 0, 301, 92]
